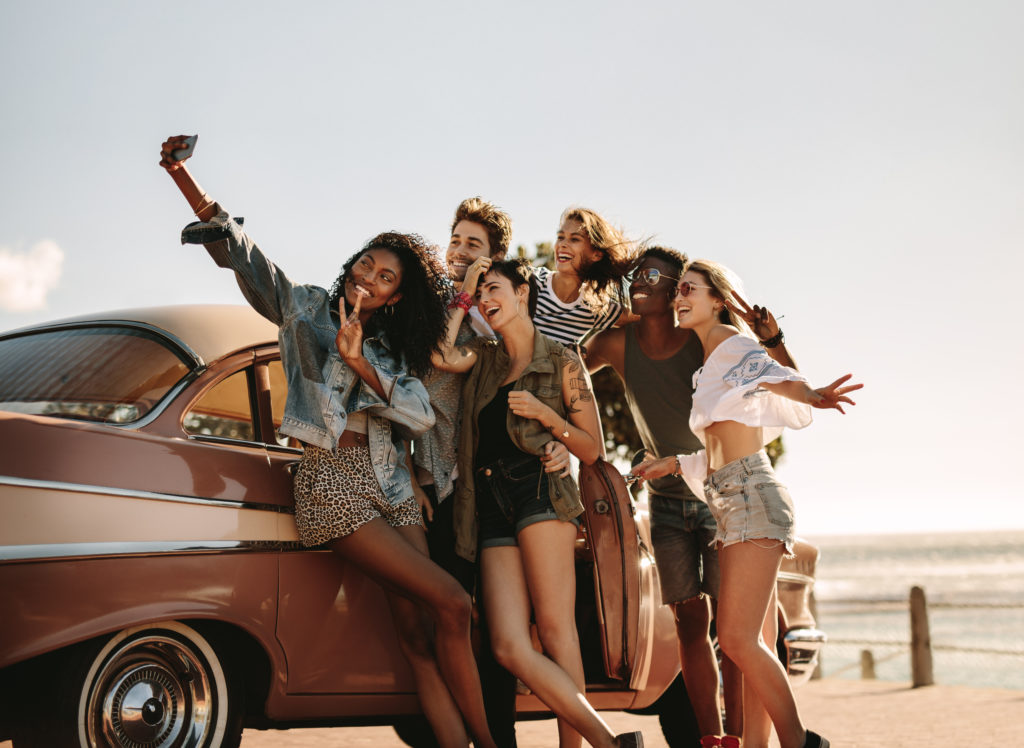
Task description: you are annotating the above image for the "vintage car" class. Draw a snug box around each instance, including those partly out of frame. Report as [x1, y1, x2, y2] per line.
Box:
[0, 305, 824, 748]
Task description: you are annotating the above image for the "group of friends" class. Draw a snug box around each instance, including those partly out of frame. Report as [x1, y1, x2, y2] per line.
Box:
[160, 135, 860, 748]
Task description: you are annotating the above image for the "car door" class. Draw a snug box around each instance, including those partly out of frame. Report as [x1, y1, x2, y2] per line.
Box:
[256, 355, 417, 697]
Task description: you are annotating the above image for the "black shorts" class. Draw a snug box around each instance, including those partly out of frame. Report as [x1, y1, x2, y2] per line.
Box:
[476, 453, 568, 548]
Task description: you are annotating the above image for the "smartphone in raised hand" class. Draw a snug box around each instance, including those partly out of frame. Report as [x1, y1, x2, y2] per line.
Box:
[172, 135, 198, 162]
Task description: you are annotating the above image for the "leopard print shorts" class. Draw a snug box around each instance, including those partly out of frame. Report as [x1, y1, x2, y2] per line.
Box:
[293, 444, 423, 547]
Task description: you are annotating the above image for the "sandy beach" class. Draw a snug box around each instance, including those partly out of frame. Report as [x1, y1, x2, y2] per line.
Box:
[3, 678, 1019, 747]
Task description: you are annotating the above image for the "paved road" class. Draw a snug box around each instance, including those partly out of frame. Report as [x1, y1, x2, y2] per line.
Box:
[237, 679, 1024, 748]
[3, 678, 1019, 747]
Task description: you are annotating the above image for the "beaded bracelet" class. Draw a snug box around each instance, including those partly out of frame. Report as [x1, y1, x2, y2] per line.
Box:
[760, 329, 785, 348]
[447, 291, 472, 311]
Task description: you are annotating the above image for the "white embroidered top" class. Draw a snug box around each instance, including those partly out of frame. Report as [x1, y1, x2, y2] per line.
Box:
[675, 333, 812, 499]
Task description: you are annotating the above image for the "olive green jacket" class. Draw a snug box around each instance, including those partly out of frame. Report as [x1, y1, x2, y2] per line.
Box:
[453, 330, 583, 561]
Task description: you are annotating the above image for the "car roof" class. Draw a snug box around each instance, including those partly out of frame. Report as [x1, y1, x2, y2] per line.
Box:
[1, 304, 279, 366]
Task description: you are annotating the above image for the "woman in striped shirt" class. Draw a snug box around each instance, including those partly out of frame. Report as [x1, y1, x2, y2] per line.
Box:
[532, 207, 635, 346]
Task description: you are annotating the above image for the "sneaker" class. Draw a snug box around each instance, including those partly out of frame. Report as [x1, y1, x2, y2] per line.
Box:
[700, 737, 722, 748]
[803, 730, 830, 748]
[614, 731, 644, 748]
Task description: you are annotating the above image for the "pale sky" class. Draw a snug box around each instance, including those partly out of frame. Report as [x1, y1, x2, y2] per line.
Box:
[2, 1, 1022, 535]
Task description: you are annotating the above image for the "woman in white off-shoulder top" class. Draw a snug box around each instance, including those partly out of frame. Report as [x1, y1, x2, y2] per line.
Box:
[633, 260, 861, 748]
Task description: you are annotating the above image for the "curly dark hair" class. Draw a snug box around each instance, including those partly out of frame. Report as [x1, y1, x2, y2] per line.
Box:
[484, 258, 539, 318]
[327, 232, 450, 378]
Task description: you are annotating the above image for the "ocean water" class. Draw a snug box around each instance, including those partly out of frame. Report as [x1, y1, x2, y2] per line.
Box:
[807, 530, 1024, 690]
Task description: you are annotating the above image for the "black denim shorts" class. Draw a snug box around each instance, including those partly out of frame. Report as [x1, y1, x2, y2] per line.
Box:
[476, 453, 563, 548]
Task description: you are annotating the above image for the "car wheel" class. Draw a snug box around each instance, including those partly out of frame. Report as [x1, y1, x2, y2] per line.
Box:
[15, 621, 243, 748]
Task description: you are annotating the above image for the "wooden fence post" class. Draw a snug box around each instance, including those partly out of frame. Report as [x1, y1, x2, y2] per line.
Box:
[910, 585, 934, 687]
[860, 649, 876, 679]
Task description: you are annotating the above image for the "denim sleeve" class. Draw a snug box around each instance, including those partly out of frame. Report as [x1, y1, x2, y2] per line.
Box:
[181, 210, 298, 327]
[352, 367, 436, 441]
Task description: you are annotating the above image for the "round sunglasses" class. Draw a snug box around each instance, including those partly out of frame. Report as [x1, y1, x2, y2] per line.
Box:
[629, 267, 680, 286]
[675, 280, 714, 297]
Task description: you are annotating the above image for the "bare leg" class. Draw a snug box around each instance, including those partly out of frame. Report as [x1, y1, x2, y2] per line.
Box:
[329, 519, 497, 748]
[739, 587, 780, 748]
[716, 541, 805, 748]
[383, 525, 470, 748]
[671, 596, 723, 738]
[481, 538, 617, 748]
[518, 519, 586, 748]
[710, 597, 743, 737]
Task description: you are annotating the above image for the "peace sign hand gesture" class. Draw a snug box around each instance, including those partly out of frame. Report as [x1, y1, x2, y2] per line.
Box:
[336, 294, 365, 364]
[808, 374, 863, 414]
[724, 290, 781, 342]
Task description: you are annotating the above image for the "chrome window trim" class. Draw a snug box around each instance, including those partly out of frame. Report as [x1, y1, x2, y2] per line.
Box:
[0, 539, 312, 563]
[185, 433, 273, 450]
[0, 475, 293, 514]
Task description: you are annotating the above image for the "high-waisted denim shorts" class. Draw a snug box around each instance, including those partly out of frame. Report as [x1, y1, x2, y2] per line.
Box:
[475, 452, 573, 548]
[703, 451, 795, 556]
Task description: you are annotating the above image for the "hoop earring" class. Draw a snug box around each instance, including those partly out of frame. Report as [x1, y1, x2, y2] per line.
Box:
[385, 303, 395, 316]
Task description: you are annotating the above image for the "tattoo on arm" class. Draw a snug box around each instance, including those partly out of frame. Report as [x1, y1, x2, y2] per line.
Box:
[561, 347, 582, 375]
[456, 345, 472, 360]
[569, 377, 594, 402]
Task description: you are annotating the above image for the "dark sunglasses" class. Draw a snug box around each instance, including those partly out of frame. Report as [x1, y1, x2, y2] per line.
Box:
[675, 281, 714, 297]
[629, 267, 680, 287]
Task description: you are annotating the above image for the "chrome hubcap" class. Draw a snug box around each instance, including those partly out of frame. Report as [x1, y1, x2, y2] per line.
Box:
[86, 633, 216, 748]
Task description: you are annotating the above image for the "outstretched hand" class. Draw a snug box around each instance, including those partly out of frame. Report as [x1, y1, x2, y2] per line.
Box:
[725, 290, 780, 342]
[809, 374, 863, 414]
[336, 295, 365, 363]
[629, 455, 677, 485]
[159, 135, 195, 172]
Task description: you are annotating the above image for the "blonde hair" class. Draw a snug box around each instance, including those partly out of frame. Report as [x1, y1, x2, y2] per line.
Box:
[682, 258, 756, 338]
[560, 206, 635, 309]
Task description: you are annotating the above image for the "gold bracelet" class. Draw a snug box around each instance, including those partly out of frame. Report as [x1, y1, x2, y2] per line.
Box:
[560, 415, 569, 439]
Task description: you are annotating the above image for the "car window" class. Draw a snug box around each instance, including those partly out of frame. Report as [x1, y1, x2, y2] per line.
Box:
[0, 326, 193, 424]
[183, 370, 256, 442]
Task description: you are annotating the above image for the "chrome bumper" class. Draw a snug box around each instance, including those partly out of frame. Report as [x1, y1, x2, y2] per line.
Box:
[784, 627, 827, 686]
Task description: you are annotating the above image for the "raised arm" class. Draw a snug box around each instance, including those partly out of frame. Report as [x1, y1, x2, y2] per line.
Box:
[159, 135, 220, 221]
[431, 256, 491, 372]
[725, 291, 797, 369]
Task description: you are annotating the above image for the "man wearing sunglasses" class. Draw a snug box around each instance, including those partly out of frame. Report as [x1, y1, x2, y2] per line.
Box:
[585, 246, 794, 742]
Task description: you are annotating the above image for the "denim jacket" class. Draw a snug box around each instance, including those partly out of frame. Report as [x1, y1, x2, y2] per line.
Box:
[181, 210, 435, 506]
[453, 330, 583, 561]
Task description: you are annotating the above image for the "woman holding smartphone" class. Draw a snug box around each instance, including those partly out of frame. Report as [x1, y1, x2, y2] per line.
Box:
[434, 258, 643, 748]
[632, 260, 859, 748]
[158, 135, 497, 748]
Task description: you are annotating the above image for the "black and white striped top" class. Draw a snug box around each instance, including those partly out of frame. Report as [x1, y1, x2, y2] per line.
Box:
[532, 266, 623, 346]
